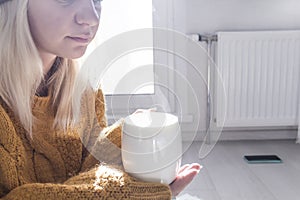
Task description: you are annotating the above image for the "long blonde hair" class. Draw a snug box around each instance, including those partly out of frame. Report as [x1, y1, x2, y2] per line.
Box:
[0, 0, 82, 135]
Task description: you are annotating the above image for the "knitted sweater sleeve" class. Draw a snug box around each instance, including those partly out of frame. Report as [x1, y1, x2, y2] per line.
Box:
[2, 164, 171, 200]
[80, 88, 123, 170]
[0, 129, 171, 200]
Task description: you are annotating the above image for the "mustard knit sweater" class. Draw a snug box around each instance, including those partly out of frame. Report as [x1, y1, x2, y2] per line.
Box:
[0, 89, 171, 200]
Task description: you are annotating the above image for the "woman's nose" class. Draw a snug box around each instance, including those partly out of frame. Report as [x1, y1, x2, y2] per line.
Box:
[75, 2, 100, 27]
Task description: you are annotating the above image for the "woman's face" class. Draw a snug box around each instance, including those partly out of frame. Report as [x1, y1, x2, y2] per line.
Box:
[27, 0, 101, 59]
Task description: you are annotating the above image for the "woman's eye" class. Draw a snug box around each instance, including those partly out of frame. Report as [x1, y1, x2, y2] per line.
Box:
[93, 0, 102, 5]
[93, 0, 102, 11]
[56, 0, 75, 5]
[56, 0, 102, 9]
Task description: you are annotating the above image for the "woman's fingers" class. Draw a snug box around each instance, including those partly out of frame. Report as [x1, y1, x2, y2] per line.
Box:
[170, 163, 202, 197]
[177, 164, 190, 174]
[178, 163, 202, 175]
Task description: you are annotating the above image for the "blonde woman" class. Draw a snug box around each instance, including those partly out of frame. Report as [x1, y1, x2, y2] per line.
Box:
[0, 0, 201, 199]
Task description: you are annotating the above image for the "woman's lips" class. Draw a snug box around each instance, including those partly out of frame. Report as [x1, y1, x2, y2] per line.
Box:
[68, 36, 90, 44]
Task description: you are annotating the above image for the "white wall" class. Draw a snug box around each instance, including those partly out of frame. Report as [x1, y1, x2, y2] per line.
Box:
[171, 0, 300, 138]
[185, 0, 300, 34]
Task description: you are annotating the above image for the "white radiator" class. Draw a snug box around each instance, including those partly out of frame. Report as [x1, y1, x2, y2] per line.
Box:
[216, 31, 300, 128]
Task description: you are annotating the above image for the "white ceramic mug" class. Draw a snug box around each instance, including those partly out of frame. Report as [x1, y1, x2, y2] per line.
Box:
[122, 111, 182, 184]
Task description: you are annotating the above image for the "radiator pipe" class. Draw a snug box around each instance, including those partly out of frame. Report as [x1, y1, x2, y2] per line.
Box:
[194, 34, 217, 144]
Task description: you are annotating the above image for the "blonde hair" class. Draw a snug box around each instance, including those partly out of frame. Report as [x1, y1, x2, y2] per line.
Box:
[0, 0, 83, 135]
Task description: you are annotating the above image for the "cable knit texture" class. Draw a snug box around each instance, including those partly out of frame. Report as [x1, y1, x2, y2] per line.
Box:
[0, 89, 171, 199]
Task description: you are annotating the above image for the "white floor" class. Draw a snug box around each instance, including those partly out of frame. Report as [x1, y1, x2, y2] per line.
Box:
[177, 140, 300, 200]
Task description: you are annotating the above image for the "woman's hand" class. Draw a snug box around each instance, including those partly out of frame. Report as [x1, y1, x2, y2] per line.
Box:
[169, 163, 202, 197]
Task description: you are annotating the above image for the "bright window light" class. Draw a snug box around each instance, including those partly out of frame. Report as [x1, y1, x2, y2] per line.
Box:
[79, 0, 154, 95]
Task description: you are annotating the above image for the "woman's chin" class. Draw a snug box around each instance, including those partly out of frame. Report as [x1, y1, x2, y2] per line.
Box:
[63, 47, 88, 59]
